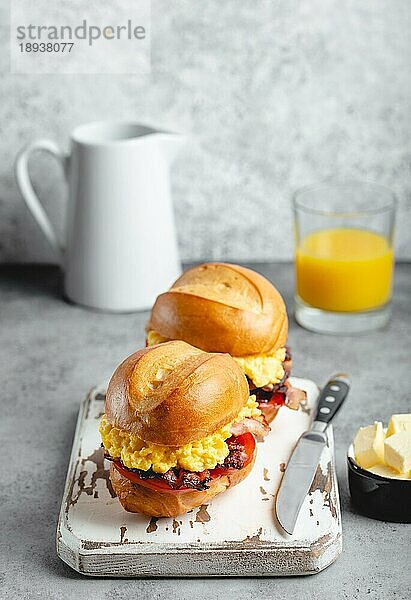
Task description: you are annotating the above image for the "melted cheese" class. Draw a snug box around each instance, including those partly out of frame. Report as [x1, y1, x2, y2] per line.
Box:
[100, 395, 261, 474]
[147, 330, 286, 388]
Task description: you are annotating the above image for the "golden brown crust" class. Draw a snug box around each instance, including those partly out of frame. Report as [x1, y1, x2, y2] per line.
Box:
[105, 340, 249, 447]
[109, 454, 255, 517]
[148, 263, 288, 356]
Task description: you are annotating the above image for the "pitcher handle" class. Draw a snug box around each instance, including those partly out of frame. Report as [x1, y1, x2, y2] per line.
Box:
[15, 139, 68, 263]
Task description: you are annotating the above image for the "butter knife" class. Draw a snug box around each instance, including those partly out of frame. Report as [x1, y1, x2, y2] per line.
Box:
[275, 374, 350, 535]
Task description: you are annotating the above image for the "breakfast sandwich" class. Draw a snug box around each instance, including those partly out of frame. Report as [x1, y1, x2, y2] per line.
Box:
[146, 263, 306, 424]
[99, 340, 268, 517]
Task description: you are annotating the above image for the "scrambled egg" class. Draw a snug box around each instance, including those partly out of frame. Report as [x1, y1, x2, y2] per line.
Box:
[146, 329, 170, 346]
[100, 396, 261, 474]
[233, 347, 286, 388]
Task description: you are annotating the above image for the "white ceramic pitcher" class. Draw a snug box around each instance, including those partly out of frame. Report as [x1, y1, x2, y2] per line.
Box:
[15, 121, 182, 311]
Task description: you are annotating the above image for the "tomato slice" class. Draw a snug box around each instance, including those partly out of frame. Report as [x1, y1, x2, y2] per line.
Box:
[235, 431, 255, 467]
[268, 391, 286, 406]
[113, 461, 190, 493]
[112, 432, 256, 493]
[257, 391, 286, 422]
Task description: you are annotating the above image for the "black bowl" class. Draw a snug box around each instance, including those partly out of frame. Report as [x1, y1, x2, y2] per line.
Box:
[347, 445, 411, 523]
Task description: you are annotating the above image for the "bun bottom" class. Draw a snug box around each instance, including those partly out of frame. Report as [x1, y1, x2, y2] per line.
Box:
[109, 456, 256, 518]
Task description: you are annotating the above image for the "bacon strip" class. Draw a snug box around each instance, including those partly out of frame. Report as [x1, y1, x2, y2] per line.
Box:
[279, 345, 292, 378]
[259, 402, 281, 423]
[230, 417, 270, 438]
[284, 380, 307, 410]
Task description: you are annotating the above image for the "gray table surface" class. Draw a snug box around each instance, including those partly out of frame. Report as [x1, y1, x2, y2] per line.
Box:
[1, 263, 410, 600]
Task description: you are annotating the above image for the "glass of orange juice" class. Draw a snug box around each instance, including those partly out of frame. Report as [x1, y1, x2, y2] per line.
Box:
[293, 182, 396, 334]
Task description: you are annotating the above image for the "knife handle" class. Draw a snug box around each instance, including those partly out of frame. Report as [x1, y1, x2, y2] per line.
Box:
[313, 374, 350, 426]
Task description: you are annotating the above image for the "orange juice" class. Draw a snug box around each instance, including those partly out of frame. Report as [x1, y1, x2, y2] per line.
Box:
[296, 228, 393, 312]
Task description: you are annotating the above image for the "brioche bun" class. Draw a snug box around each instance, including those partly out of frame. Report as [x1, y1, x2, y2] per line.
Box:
[104, 341, 254, 517]
[105, 340, 249, 447]
[109, 454, 256, 518]
[148, 263, 288, 356]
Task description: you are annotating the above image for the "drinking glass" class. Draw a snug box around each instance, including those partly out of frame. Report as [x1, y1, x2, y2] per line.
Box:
[293, 182, 396, 334]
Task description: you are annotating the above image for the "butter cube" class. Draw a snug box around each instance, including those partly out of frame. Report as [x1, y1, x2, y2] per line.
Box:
[353, 421, 385, 469]
[384, 432, 411, 475]
[368, 464, 409, 480]
[387, 414, 411, 436]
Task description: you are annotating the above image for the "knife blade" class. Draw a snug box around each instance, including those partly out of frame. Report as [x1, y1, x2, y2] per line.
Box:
[275, 374, 350, 535]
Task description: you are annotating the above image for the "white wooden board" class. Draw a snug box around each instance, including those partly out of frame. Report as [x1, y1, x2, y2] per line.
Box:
[56, 378, 342, 576]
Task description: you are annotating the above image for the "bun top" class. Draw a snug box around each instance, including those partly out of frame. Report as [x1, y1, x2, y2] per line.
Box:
[105, 340, 249, 447]
[148, 263, 288, 356]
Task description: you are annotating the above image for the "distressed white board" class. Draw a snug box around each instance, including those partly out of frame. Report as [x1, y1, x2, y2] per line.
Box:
[56, 378, 342, 576]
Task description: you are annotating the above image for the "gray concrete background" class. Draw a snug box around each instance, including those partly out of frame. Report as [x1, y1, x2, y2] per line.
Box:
[0, 0, 410, 263]
[0, 263, 410, 600]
